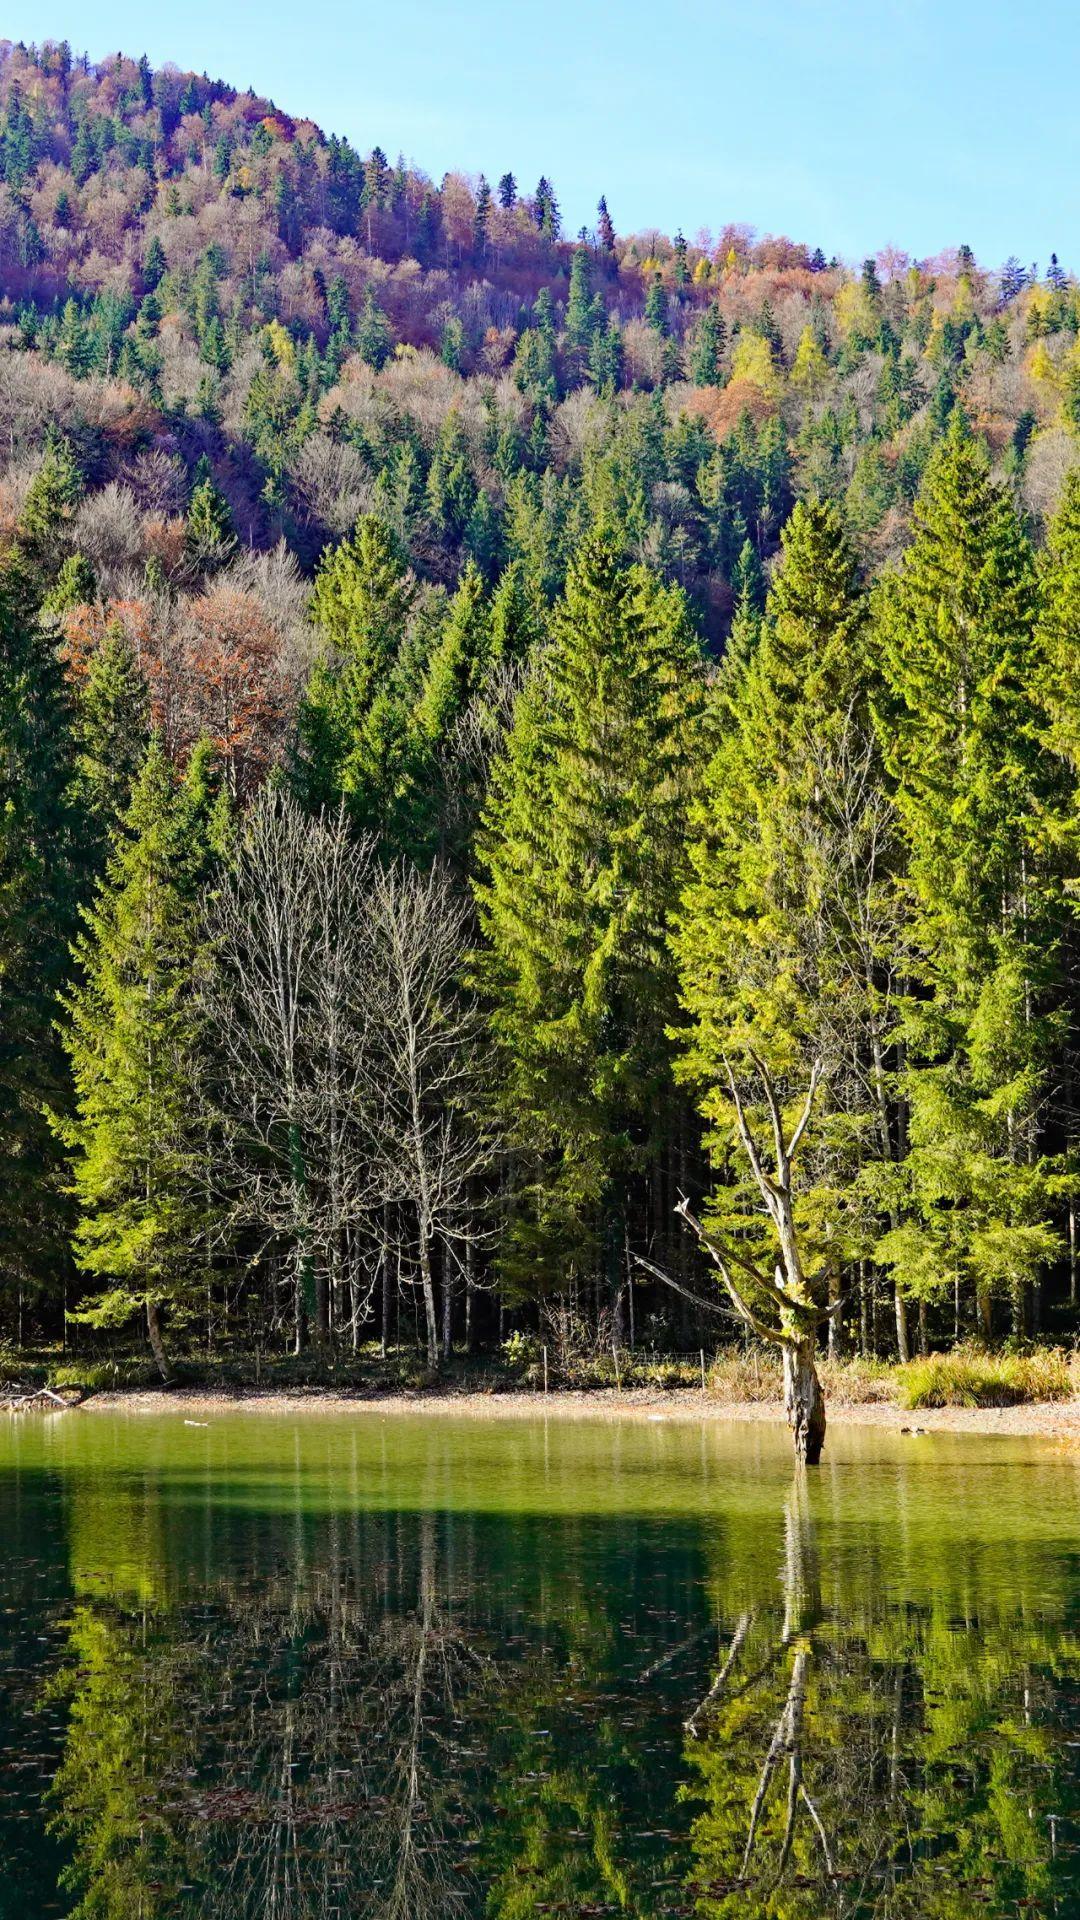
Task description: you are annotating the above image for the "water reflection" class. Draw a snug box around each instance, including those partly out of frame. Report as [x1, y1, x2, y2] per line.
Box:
[0, 1417, 1078, 1916]
[686, 1476, 1080, 1917]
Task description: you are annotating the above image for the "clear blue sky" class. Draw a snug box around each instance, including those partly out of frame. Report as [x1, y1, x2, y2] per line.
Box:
[6, 0, 1077, 269]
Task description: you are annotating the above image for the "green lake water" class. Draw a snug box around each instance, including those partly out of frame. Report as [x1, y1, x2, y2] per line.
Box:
[1, 1411, 1079, 1917]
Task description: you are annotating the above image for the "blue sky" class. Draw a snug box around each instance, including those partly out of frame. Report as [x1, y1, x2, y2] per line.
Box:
[6, 0, 1077, 269]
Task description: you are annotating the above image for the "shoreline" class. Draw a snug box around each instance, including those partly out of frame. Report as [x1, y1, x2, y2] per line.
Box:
[54, 1384, 1080, 1442]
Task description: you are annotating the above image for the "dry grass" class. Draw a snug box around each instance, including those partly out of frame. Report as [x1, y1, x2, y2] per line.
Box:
[896, 1344, 1077, 1410]
[706, 1343, 1079, 1410]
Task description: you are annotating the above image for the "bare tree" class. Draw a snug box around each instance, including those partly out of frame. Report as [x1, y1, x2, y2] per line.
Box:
[677, 1053, 831, 1464]
[361, 860, 494, 1369]
[202, 791, 378, 1350]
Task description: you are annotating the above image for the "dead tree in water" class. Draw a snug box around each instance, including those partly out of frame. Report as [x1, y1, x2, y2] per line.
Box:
[677, 1052, 833, 1464]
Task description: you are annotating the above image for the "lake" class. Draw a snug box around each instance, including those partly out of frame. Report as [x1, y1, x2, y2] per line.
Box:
[0, 1409, 1078, 1917]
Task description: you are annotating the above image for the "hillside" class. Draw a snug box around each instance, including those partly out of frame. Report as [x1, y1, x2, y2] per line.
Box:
[2, 39, 1077, 644]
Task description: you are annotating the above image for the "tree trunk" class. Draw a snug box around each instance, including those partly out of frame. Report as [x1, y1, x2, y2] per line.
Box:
[782, 1339, 825, 1465]
[978, 1287, 993, 1340]
[894, 1284, 910, 1363]
[441, 1241, 452, 1362]
[146, 1299, 170, 1382]
[826, 1257, 843, 1361]
[417, 1231, 439, 1370]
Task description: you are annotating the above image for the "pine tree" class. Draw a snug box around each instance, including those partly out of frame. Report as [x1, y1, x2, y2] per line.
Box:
[58, 736, 207, 1376]
[644, 273, 669, 336]
[676, 500, 894, 1357]
[873, 418, 1065, 1335]
[415, 561, 490, 743]
[596, 195, 616, 254]
[70, 622, 150, 867]
[690, 302, 725, 386]
[297, 515, 422, 841]
[475, 537, 704, 1293]
[185, 456, 235, 565]
[0, 555, 81, 1320]
[356, 287, 393, 370]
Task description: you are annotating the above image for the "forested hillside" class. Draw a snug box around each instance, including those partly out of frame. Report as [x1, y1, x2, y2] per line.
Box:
[4, 37, 1080, 1377]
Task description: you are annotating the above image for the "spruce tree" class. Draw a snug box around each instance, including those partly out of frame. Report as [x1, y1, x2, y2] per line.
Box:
[0, 555, 81, 1322]
[564, 245, 595, 377]
[185, 456, 235, 565]
[356, 288, 393, 370]
[677, 499, 870, 1085]
[644, 273, 669, 336]
[19, 436, 83, 565]
[70, 621, 150, 868]
[489, 557, 546, 665]
[415, 561, 491, 743]
[475, 537, 704, 1294]
[596, 195, 616, 253]
[690, 301, 726, 386]
[675, 501, 896, 1355]
[57, 735, 207, 1376]
[873, 418, 1064, 1334]
[298, 515, 416, 812]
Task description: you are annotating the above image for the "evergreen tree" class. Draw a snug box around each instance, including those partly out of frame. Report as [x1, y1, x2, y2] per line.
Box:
[690, 302, 725, 385]
[19, 437, 83, 563]
[873, 419, 1065, 1334]
[143, 234, 168, 289]
[596, 195, 616, 254]
[416, 561, 491, 744]
[644, 273, 669, 336]
[676, 500, 894, 1353]
[70, 622, 151, 869]
[472, 175, 492, 258]
[43, 552, 96, 617]
[564, 245, 595, 377]
[57, 736, 207, 1376]
[356, 287, 393, 370]
[185, 456, 235, 565]
[297, 515, 422, 841]
[490, 557, 546, 664]
[475, 537, 704, 1293]
[533, 176, 560, 240]
[0, 555, 81, 1320]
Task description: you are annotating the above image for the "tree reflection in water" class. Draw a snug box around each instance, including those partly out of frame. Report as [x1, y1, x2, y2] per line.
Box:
[20, 1457, 1080, 1919]
[48, 1514, 500, 1920]
[683, 1477, 1080, 1918]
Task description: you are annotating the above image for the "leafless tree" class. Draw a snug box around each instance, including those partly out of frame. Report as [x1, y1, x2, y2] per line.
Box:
[202, 790, 379, 1350]
[677, 1053, 831, 1463]
[360, 860, 495, 1369]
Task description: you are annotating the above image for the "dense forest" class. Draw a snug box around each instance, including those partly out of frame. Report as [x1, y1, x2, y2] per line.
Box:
[5, 37, 1080, 1398]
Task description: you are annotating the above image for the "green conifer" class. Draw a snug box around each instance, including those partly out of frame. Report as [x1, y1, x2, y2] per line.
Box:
[475, 537, 704, 1291]
[58, 737, 206, 1376]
